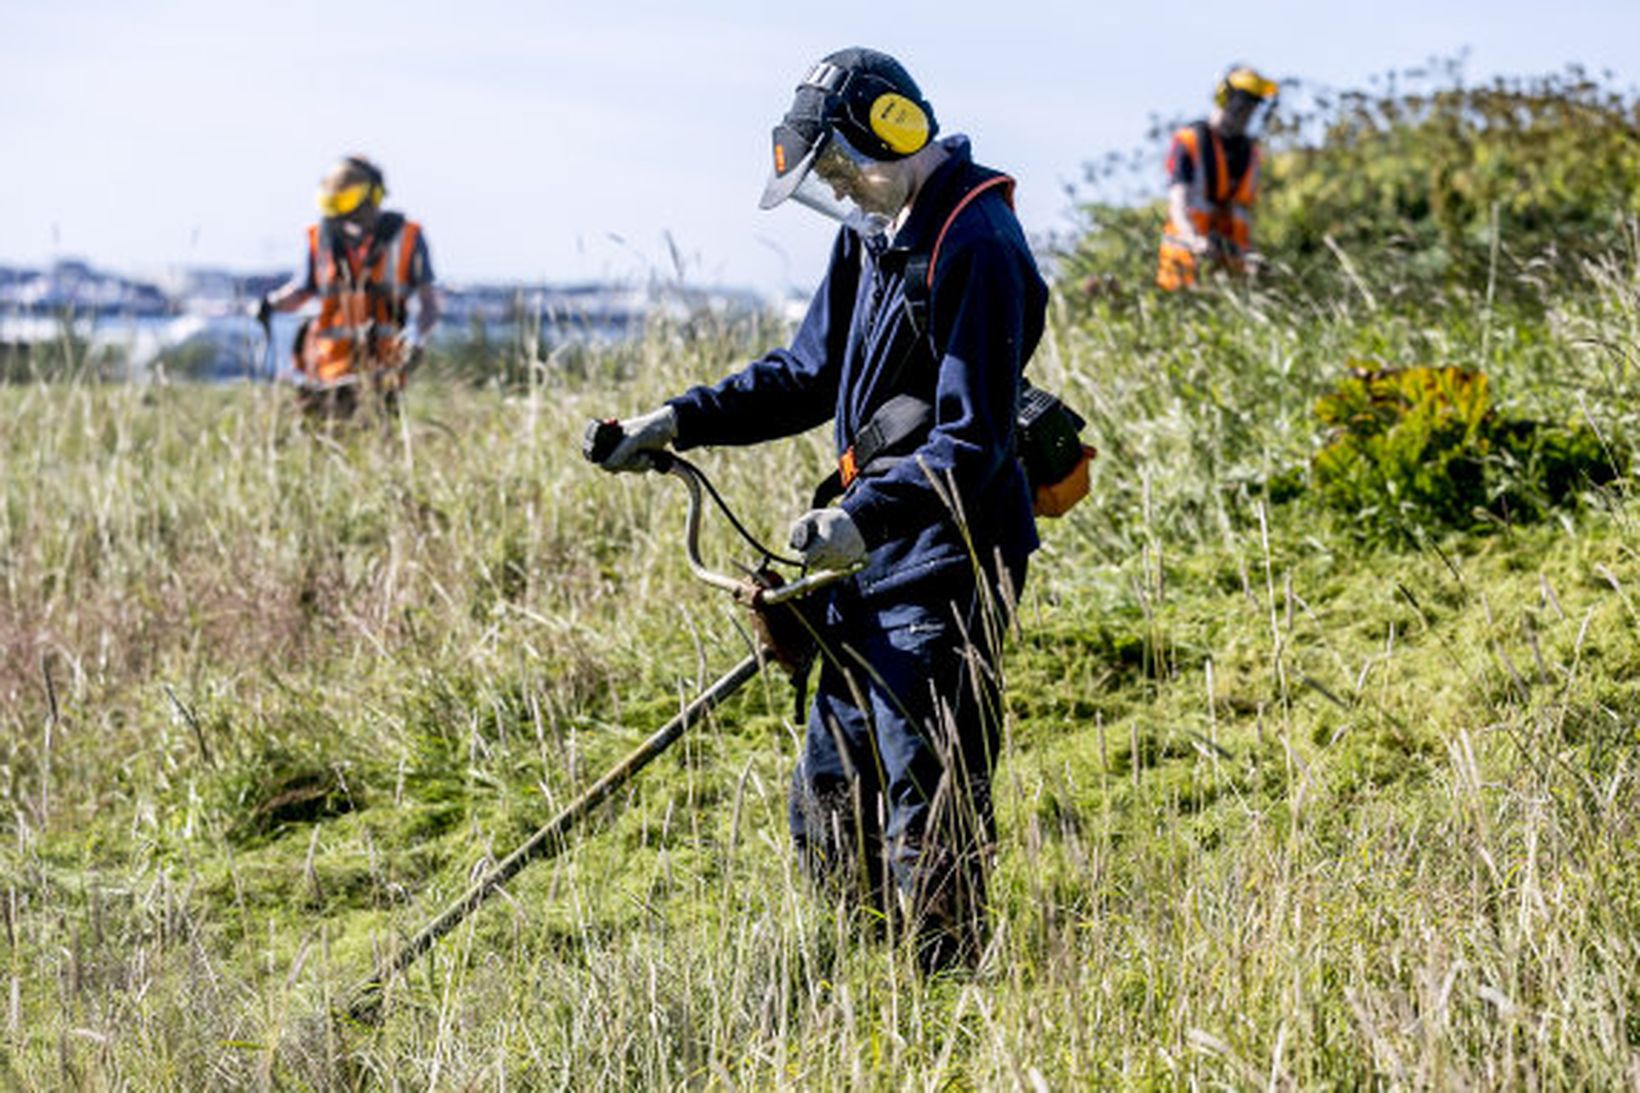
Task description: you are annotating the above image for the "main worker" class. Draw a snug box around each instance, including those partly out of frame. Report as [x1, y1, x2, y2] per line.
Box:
[592, 48, 1047, 972]
[255, 155, 439, 417]
[1156, 65, 1279, 290]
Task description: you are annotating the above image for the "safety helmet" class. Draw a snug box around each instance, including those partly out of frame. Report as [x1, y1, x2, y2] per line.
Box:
[1214, 65, 1279, 108]
[760, 47, 938, 226]
[316, 156, 387, 218]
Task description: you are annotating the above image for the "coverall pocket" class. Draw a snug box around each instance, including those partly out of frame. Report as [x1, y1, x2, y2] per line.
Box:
[877, 603, 951, 660]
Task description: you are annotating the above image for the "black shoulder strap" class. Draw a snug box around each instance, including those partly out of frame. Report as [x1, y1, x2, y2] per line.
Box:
[901, 170, 1015, 344]
[811, 392, 933, 507]
[373, 211, 406, 244]
[1193, 120, 1222, 204]
[813, 170, 1018, 508]
[903, 252, 933, 341]
[363, 213, 406, 280]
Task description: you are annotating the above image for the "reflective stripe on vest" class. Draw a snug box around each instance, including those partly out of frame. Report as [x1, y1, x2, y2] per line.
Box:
[310, 220, 420, 296]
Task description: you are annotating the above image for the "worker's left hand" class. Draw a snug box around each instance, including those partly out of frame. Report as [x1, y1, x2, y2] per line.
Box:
[599, 406, 678, 473]
[788, 508, 867, 570]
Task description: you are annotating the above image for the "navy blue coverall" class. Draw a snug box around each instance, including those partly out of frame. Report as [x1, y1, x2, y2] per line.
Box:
[667, 139, 1048, 962]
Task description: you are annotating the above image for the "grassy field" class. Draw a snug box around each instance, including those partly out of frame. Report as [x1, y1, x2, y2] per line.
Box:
[3, 251, 1639, 1088]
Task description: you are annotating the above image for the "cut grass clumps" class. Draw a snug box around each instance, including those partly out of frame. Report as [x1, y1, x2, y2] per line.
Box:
[213, 729, 362, 846]
[1308, 363, 1623, 539]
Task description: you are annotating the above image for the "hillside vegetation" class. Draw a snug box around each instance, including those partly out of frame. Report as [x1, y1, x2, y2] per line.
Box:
[2, 69, 1639, 1088]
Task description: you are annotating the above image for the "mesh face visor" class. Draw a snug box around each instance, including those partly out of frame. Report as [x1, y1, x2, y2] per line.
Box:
[1223, 89, 1276, 133]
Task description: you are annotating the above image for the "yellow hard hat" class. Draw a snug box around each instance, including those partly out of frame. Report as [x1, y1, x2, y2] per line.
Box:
[1216, 66, 1279, 107]
[316, 156, 386, 217]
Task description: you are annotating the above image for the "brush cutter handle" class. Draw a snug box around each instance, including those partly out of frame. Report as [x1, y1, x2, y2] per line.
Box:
[663, 457, 858, 600]
[581, 418, 675, 473]
[582, 418, 623, 465]
[583, 417, 855, 596]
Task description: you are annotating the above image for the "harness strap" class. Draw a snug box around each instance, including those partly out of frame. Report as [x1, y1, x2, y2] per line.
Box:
[814, 393, 933, 507]
[925, 174, 1013, 291]
[1192, 121, 1253, 207]
[841, 392, 934, 487]
[903, 173, 1015, 338]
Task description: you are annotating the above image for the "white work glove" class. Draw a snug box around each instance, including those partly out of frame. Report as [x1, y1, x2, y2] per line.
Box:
[600, 406, 678, 473]
[788, 507, 867, 570]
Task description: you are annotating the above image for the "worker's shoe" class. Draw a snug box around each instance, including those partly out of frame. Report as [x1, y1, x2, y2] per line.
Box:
[895, 841, 989, 975]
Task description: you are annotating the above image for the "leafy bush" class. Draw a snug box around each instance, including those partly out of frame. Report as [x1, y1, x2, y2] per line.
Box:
[1310, 364, 1623, 538]
[1263, 63, 1640, 296]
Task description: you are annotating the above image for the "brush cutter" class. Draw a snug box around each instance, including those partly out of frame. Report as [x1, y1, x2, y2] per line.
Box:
[342, 421, 853, 1021]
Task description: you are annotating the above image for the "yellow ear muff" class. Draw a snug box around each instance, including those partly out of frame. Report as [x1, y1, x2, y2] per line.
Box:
[868, 92, 930, 155]
[370, 183, 385, 206]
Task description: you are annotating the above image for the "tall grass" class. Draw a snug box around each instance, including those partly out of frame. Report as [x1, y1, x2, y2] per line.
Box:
[2, 253, 1638, 1087]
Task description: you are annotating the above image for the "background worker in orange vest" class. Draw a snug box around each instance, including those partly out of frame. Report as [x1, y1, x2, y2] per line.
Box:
[255, 155, 440, 417]
[1156, 66, 1279, 291]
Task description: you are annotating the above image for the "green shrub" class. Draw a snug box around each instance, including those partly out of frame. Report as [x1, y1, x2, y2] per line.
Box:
[1263, 65, 1640, 297]
[1310, 364, 1624, 538]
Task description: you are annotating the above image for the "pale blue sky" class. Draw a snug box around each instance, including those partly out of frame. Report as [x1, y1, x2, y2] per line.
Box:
[1, 0, 1635, 295]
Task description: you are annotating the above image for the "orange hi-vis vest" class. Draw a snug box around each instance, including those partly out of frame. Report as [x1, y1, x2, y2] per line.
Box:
[302, 216, 423, 385]
[1156, 123, 1260, 291]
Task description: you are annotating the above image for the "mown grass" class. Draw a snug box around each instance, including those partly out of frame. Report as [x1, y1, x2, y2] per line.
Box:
[2, 255, 1638, 1088]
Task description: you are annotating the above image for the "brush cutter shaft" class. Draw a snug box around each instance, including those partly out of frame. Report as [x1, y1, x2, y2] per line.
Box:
[348, 651, 762, 1015]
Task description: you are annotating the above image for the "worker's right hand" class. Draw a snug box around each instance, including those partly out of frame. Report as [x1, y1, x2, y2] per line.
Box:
[788, 507, 867, 570]
[1184, 235, 1211, 256]
[597, 406, 678, 473]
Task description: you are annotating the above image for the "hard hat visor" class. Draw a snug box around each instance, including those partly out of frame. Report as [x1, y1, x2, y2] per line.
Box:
[317, 180, 375, 218]
[761, 50, 934, 211]
[760, 128, 892, 237]
[760, 120, 825, 210]
[1226, 68, 1279, 101]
